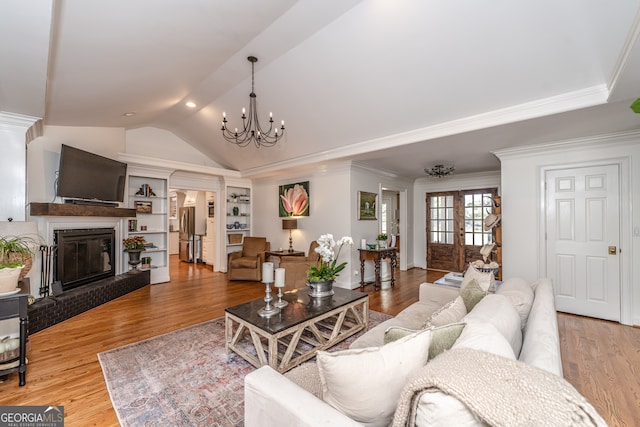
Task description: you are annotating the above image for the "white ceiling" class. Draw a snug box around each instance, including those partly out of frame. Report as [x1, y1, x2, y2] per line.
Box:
[2, 0, 640, 179]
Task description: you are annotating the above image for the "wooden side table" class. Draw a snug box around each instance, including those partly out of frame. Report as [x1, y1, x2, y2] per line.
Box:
[358, 248, 397, 289]
[266, 250, 305, 258]
[0, 278, 29, 386]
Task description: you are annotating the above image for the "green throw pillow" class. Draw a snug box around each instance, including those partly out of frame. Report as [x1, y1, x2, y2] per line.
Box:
[384, 323, 466, 360]
[428, 323, 466, 360]
[383, 326, 416, 345]
[460, 278, 488, 312]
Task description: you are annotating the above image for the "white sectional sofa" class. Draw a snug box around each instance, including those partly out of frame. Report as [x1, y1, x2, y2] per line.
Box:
[244, 276, 567, 426]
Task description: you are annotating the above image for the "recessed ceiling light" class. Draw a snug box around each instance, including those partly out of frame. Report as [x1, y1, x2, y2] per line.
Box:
[185, 101, 197, 108]
[123, 112, 136, 117]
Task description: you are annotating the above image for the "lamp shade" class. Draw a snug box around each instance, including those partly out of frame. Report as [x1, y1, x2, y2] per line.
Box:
[282, 218, 298, 230]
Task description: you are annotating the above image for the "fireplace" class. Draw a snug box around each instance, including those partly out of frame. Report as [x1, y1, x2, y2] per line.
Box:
[54, 228, 116, 291]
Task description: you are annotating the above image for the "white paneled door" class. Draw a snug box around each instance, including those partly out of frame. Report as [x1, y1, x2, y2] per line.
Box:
[546, 164, 620, 321]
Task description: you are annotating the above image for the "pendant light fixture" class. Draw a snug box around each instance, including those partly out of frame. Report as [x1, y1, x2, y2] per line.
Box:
[221, 56, 285, 147]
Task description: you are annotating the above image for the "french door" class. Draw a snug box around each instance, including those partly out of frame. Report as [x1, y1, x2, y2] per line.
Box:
[426, 189, 499, 274]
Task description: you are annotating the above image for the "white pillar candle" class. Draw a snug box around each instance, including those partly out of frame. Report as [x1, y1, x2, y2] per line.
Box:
[274, 268, 285, 288]
[361, 238, 367, 249]
[262, 262, 274, 283]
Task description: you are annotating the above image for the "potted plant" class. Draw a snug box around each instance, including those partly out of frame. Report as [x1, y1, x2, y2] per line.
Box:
[0, 235, 36, 293]
[306, 234, 353, 297]
[377, 233, 388, 249]
[123, 236, 146, 271]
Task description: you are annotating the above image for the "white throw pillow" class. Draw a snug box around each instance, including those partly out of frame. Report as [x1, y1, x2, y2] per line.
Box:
[495, 277, 534, 329]
[463, 294, 523, 357]
[460, 264, 495, 293]
[451, 321, 516, 360]
[317, 329, 432, 427]
[424, 296, 467, 328]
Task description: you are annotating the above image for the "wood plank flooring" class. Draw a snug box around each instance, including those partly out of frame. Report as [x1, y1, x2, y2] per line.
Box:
[0, 256, 637, 426]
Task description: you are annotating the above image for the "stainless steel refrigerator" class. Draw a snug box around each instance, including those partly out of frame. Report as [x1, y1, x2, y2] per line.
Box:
[179, 206, 195, 262]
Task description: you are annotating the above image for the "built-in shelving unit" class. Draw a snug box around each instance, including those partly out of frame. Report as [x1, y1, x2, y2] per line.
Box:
[225, 185, 251, 254]
[125, 172, 170, 284]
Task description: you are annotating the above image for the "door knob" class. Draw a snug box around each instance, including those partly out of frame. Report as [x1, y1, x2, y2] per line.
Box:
[608, 246, 617, 255]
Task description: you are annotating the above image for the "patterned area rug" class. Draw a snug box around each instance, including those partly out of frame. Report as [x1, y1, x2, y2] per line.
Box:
[98, 310, 391, 427]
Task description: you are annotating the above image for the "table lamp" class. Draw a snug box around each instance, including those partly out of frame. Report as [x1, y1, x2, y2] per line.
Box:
[282, 218, 298, 252]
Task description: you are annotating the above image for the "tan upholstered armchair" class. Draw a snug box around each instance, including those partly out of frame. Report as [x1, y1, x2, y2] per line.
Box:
[278, 241, 320, 291]
[228, 237, 270, 281]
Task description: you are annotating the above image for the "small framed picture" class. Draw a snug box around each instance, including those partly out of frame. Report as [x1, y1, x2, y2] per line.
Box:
[358, 191, 377, 220]
[135, 200, 152, 214]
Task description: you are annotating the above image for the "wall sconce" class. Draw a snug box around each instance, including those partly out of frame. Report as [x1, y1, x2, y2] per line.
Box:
[282, 218, 298, 252]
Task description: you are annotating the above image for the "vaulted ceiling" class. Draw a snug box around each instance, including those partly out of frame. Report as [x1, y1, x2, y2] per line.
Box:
[2, 0, 640, 179]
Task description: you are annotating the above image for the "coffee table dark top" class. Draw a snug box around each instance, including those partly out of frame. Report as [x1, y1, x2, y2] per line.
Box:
[225, 287, 368, 334]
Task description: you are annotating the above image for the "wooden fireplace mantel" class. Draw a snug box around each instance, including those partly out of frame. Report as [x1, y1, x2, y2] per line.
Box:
[30, 202, 136, 218]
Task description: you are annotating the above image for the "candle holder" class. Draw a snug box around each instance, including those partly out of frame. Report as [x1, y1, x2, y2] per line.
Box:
[258, 281, 280, 317]
[274, 285, 288, 308]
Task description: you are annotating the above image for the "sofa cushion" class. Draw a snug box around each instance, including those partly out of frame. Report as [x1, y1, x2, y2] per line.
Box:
[463, 294, 523, 357]
[424, 296, 467, 328]
[350, 299, 446, 349]
[384, 323, 466, 361]
[460, 264, 495, 292]
[495, 277, 534, 329]
[459, 279, 487, 312]
[316, 329, 432, 427]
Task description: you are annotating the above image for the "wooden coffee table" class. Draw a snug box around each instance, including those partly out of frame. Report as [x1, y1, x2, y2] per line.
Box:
[225, 287, 369, 373]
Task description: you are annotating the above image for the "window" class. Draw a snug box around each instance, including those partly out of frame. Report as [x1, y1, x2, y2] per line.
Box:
[429, 195, 454, 244]
[463, 193, 494, 246]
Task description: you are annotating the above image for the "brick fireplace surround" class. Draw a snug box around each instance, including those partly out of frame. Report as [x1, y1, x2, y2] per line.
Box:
[27, 271, 149, 334]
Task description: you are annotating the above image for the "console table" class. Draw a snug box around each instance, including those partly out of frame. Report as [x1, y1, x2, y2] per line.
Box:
[0, 278, 29, 386]
[358, 248, 397, 289]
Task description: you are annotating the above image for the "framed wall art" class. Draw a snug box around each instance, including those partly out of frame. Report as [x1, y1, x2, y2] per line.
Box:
[279, 181, 310, 217]
[358, 191, 377, 220]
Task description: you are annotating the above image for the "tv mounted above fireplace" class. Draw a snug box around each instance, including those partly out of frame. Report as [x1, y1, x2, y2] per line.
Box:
[56, 144, 128, 203]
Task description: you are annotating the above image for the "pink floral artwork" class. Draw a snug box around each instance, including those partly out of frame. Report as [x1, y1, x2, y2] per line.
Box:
[279, 182, 309, 217]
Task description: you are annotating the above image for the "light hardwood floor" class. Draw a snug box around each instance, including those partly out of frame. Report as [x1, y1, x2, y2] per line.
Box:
[0, 256, 638, 426]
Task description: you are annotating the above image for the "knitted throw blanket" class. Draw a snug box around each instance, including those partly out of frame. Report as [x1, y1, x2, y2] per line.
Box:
[392, 348, 607, 427]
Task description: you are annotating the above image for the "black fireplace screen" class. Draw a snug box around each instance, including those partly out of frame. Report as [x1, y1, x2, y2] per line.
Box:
[54, 228, 116, 290]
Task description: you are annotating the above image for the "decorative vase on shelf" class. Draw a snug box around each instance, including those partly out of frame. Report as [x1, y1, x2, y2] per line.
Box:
[232, 206, 239, 216]
[307, 280, 335, 298]
[126, 249, 144, 271]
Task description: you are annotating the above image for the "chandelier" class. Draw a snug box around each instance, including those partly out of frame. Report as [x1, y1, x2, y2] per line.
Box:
[424, 164, 455, 178]
[221, 56, 285, 147]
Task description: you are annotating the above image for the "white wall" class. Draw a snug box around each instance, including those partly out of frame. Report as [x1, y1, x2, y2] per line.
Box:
[412, 172, 501, 270]
[27, 126, 127, 203]
[495, 132, 640, 325]
[252, 162, 413, 289]
[1, 113, 40, 221]
[126, 127, 224, 168]
[253, 163, 354, 288]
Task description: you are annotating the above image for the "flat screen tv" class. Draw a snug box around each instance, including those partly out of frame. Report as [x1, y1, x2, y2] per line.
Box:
[56, 144, 128, 203]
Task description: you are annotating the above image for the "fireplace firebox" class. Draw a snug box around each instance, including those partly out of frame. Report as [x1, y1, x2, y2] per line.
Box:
[54, 228, 116, 291]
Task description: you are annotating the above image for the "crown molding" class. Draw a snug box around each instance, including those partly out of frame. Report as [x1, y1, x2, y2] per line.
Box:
[492, 129, 640, 160]
[0, 111, 42, 129]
